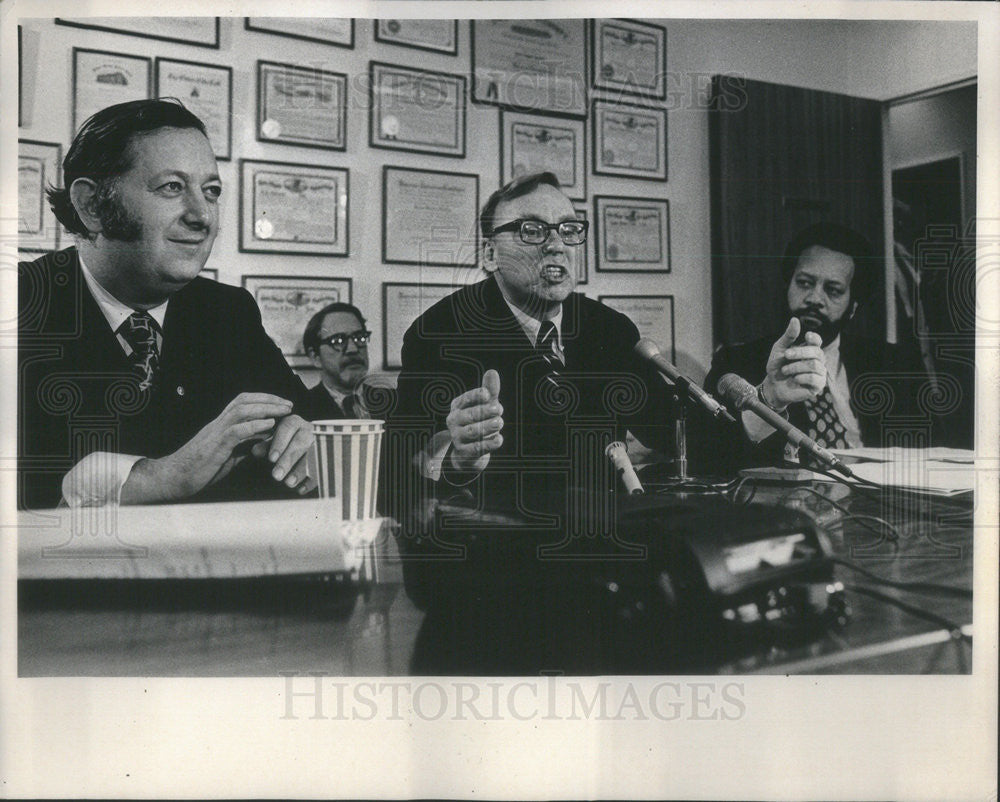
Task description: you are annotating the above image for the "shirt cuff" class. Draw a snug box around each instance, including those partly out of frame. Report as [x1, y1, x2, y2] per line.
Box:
[414, 430, 486, 486]
[61, 452, 144, 507]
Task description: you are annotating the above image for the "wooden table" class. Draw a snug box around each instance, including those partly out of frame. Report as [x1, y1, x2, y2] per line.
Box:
[18, 482, 973, 676]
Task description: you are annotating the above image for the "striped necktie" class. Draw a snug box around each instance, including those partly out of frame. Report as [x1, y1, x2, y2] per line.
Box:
[535, 320, 563, 387]
[120, 312, 160, 392]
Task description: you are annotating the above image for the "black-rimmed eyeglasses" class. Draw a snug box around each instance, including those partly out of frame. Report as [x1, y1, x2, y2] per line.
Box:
[318, 330, 371, 351]
[490, 218, 589, 245]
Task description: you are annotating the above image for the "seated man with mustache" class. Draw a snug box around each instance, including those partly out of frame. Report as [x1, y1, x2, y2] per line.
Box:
[702, 222, 927, 473]
[301, 302, 375, 420]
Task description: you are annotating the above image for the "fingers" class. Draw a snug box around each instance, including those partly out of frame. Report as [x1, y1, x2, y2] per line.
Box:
[483, 369, 501, 399]
[267, 415, 314, 485]
[451, 385, 494, 411]
[775, 317, 801, 349]
[780, 358, 825, 379]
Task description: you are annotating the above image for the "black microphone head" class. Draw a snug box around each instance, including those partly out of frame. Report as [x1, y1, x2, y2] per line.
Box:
[716, 373, 756, 411]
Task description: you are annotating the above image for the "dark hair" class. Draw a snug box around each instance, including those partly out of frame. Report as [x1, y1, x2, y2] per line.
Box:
[302, 302, 367, 356]
[479, 171, 562, 239]
[47, 99, 208, 238]
[782, 222, 879, 303]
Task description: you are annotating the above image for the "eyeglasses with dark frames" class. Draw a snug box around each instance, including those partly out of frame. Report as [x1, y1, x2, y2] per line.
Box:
[490, 218, 589, 246]
[318, 330, 372, 352]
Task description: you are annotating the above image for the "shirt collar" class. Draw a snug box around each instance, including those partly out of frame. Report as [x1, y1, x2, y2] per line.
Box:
[78, 251, 169, 332]
[822, 334, 843, 371]
[502, 295, 563, 349]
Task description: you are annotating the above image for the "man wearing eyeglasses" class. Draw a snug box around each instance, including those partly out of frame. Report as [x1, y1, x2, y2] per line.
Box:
[390, 172, 674, 671]
[302, 303, 373, 420]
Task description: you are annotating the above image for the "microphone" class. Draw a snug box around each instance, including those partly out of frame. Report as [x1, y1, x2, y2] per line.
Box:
[605, 441, 644, 495]
[716, 373, 854, 478]
[634, 339, 736, 423]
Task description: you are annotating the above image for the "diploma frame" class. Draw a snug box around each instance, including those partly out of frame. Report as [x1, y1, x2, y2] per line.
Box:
[592, 99, 668, 181]
[598, 294, 675, 363]
[369, 61, 467, 158]
[238, 159, 350, 257]
[594, 195, 671, 273]
[155, 58, 233, 161]
[18, 139, 61, 253]
[256, 61, 348, 151]
[471, 19, 588, 116]
[72, 48, 152, 138]
[500, 110, 586, 201]
[590, 18, 667, 101]
[241, 275, 353, 367]
[574, 207, 590, 286]
[244, 17, 354, 48]
[382, 282, 458, 370]
[382, 166, 479, 267]
[374, 19, 459, 55]
[57, 17, 220, 49]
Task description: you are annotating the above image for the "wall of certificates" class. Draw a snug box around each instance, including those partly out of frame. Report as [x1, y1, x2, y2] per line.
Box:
[17, 16, 689, 377]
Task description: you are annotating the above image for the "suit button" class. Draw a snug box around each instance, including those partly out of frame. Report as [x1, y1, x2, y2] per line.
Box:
[176, 386, 185, 396]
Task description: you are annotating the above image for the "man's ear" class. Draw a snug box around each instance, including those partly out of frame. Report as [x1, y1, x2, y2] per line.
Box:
[68, 178, 103, 235]
[482, 240, 497, 273]
[847, 299, 859, 321]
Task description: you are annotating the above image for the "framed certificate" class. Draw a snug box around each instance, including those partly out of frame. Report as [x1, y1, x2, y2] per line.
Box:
[242, 276, 353, 367]
[382, 282, 457, 370]
[500, 111, 586, 201]
[382, 167, 479, 267]
[594, 196, 670, 273]
[239, 160, 349, 257]
[18, 140, 61, 253]
[155, 58, 232, 161]
[257, 61, 347, 151]
[58, 17, 220, 49]
[73, 49, 151, 134]
[592, 100, 667, 181]
[244, 18, 354, 48]
[472, 20, 587, 116]
[375, 20, 459, 55]
[591, 18, 667, 101]
[574, 207, 590, 286]
[369, 62, 467, 158]
[598, 294, 675, 363]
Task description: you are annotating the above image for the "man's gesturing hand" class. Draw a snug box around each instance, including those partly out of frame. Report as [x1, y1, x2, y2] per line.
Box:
[122, 393, 305, 503]
[760, 318, 826, 410]
[446, 369, 504, 475]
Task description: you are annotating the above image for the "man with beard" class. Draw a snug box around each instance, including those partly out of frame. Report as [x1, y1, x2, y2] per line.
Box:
[301, 302, 374, 420]
[702, 222, 922, 472]
[17, 99, 315, 509]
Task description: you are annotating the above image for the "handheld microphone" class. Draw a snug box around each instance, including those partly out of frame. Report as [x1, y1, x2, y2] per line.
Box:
[605, 441, 644, 495]
[634, 339, 736, 424]
[716, 373, 854, 478]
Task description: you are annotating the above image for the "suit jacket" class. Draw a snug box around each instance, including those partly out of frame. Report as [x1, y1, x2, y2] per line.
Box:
[304, 382, 350, 420]
[18, 248, 310, 509]
[695, 329, 930, 474]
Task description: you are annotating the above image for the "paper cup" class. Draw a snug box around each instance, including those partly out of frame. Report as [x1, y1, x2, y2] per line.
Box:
[313, 419, 384, 520]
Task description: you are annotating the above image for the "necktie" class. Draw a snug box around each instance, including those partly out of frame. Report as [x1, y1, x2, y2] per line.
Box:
[120, 312, 160, 392]
[342, 392, 367, 419]
[804, 383, 849, 450]
[535, 320, 563, 387]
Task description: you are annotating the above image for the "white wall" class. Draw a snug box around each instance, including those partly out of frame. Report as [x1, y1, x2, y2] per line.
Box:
[17, 17, 977, 382]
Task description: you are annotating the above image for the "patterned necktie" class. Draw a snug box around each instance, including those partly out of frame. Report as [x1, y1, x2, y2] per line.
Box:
[120, 312, 160, 392]
[804, 383, 849, 450]
[342, 392, 367, 419]
[536, 320, 563, 387]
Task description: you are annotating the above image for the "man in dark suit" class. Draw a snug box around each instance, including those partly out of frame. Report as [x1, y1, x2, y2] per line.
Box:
[18, 99, 315, 509]
[301, 302, 373, 420]
[701, 222, 926, 474]
[389, 172, 676, 672]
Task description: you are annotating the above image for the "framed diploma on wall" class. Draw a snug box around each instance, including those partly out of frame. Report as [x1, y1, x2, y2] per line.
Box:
[382, 282, 458, 370]
[574, 207, 590, 286]
[500, 111, 586, 201]
[592, 100, 667, 181]
[382, 166, 479, 267]
[256, 61, 347, 151]
[472, 19, 587, 115]
[591, 18, 667, 101]
[239, 160, 349, 256]
[369, 61, 467, 158]
[155, 58, 233, 160]
[594, 196, 670, 273]
[18, 140, 61, 253]
[73, 48, 151, 135]
[598, 294, 675, 362]
[244, 18, 354, 48]
[375, 19, 459, 55]
[58, 17, 220, 49]
[242, 276, 353, 367]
